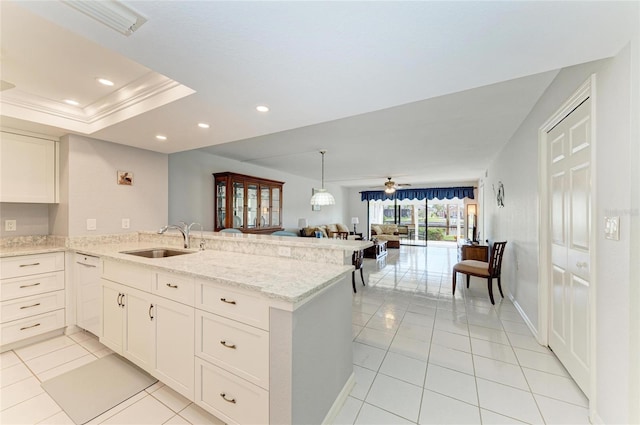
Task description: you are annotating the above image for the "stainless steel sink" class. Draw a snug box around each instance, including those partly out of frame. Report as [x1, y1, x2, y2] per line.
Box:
[120, 248, 195, 258]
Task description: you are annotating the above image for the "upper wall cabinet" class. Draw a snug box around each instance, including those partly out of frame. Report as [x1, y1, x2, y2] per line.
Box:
[0, 132, 58, 203]
[213, 172, 284, 234]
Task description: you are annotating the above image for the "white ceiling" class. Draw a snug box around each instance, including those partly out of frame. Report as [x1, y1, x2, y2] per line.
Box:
[1, 1, 637, 189]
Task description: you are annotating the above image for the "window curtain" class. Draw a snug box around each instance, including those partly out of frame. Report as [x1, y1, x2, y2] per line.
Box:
[360, 186, 475, 202]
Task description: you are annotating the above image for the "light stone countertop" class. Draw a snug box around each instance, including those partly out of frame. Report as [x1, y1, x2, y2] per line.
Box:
[1, 240, 354, 305]
[83, 242, 353, 305]
[0, 245, 67, 257]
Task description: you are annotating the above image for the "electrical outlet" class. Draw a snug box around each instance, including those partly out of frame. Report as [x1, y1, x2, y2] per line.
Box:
[87, 218, 97, 231]
[5, 219, 16, 231]
[122, 218, 130, 229]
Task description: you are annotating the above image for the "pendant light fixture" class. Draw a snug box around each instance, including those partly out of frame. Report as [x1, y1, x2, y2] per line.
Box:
[310, 150, 335, 206]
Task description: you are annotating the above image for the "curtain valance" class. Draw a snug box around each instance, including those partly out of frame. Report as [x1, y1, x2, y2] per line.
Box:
[360, 186, 475, 202]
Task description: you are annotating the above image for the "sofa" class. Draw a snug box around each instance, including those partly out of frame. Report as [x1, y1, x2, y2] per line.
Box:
[301, 223, 356, 239]
[371, 224, 400, 248]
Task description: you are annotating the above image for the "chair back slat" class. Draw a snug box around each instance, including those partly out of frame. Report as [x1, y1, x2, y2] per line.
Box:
[488, 241, 507, 277]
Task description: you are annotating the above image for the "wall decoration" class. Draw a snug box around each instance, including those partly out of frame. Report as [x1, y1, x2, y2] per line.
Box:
[493, 181, 504, 207]
[117, 171, 133, 185]
[311, 189, 321, 211]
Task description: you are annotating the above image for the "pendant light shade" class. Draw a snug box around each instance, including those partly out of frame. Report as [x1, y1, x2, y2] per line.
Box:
[310, 150, 335, 206]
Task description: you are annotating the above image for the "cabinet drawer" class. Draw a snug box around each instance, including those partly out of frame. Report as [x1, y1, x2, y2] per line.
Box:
[1, 309, 65, 346]
[197, 280, 269, 331]
[155, 273, 195, 306]
[196, 310, 269, 389]
[0, 252, 64, 279]
[102, 259, 153, 292]
[0, 271, 64, 301]
[195, 358, 268, 425]
[1, 290, 65, 323]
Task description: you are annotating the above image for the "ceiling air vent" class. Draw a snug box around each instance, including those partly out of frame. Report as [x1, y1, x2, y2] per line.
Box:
[62, 0, 147, 36]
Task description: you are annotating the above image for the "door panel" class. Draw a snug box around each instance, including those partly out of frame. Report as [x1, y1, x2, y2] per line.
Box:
[547, 97, 591, 395]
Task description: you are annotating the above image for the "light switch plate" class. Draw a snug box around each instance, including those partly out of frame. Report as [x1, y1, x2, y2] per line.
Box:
[5, 219, 16, 231]
[122, 218, 130, 229]
[87, 218, 97, 231]
[604, 216, 620, 240]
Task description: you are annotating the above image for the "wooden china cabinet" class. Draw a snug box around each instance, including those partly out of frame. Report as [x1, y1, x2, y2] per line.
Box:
[213, 172, 285, 234]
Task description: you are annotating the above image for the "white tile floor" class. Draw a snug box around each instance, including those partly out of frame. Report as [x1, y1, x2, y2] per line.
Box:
[0, 244, 588, 425]
[335, 244, 589, 425]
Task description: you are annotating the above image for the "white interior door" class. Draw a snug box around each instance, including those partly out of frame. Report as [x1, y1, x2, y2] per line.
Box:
[548, 97, 591, 395]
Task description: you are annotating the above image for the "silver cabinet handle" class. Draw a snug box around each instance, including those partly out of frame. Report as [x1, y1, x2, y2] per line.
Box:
[20, 303, 41, 310]
[20, 323, 41, 331]
[19, 282, 41, 288]
[220, 298, 236, 305]
[19, 263, 40, 268]
[76, 261, 97, 268]
[576, 262, 588, 269]
[220, 340, 236, 349]
[219, 393, 236, 404]
[166, 283, 179, 289]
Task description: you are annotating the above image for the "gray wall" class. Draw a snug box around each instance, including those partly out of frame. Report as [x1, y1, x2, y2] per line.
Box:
[52, 134, 168, 236]
[0, 203, 50, 237]
[168, 149, 350, 231]
[485, 39, 639, 424]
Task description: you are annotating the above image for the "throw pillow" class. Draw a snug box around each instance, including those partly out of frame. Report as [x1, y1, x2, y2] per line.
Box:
[336, 223, 350, 233]
[371, 225, 383, 235]
[327, 224, 339, 233]
[380, 224, 398, 234]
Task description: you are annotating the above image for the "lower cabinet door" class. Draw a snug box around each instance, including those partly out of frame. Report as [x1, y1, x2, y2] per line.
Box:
[154, 296, 195, 400]
[195, 358, 269, 425]
[101, 280, 123, 353]
[124, 288, 155, 372]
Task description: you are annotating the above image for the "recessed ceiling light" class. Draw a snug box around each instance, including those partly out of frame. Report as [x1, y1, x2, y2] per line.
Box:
[97, 78, 114, 86]
[198, 123, 210, 129]
[155, 135, 167, 141]
[256, 105, 269, 112]
[64, 99, 80, 106]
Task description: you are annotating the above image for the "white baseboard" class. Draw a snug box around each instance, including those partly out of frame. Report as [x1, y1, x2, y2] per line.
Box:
[509, 294, 540, 339]
[322, 372, 355, 425]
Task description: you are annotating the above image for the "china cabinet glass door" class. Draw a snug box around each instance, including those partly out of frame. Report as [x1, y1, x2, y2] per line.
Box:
[232, 181, 244, 228]
[215, 179, 226, 229]
[247, 184, 258, 229]
[260, 186, 270, 228]
[271, 187, 281, 227]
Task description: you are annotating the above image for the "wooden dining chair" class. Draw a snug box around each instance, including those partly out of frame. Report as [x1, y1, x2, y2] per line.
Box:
[352, 250, 366, 293]
[452, 241, 507, 304]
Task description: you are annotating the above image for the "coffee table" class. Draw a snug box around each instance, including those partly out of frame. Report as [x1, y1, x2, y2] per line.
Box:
[364, 239, 388, 260]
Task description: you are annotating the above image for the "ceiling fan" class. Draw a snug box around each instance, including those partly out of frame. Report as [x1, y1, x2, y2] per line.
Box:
[380, 177, 411, 194]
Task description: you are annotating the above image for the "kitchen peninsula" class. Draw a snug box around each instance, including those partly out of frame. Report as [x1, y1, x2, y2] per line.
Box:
[0, 232, 368, 424]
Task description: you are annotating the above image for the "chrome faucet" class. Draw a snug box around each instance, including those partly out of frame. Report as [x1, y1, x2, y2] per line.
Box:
[158, 221, 203, 249]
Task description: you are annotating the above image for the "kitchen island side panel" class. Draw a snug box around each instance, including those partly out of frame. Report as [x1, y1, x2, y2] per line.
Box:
[270, 276, 353, 424]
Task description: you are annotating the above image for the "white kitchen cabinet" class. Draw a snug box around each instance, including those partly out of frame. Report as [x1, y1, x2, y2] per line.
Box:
[101, 260, 195, 399]
[0, 131, 58, 203]
[101, 280, 124, 353]
[100, 278, 155, 373]
[194, 279, 271, 424]
[124, 288, 155, 372]
[0, 252, 65, 348]
[154, 296, 195, 399]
